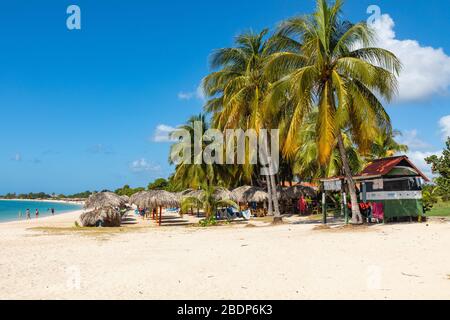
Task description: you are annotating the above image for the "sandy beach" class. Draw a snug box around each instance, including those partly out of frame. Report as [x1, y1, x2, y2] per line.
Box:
[0, 209, 449, 300]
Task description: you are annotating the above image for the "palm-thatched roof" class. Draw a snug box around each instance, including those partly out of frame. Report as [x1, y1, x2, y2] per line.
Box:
[282, 185, 317, 199]
[130, 190, 179, 208]
[213, 188, 232, 201]
[176, 189, 193, 199]
[84, 192, 127, 210]
[231, 186, 268, 203]
[120, 195, 130, 202]
[180, 188, 232, 201]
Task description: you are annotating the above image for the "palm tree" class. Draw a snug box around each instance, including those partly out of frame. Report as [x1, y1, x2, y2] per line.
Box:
[169, 114, 232, 189]
[265, 0, 401, 223]
[202, 29, 283, 221]
[181, 184, 238, 219]
[370, 130, 408, 159]
[292, 109, 364, 179]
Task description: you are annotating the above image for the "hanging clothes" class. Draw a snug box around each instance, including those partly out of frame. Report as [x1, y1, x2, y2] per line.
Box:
[372, 202, 384, 221]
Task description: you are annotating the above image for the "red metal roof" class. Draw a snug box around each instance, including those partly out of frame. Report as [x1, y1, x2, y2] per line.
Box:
[320, 156, 430, 182]
[358, 156, 430, 182]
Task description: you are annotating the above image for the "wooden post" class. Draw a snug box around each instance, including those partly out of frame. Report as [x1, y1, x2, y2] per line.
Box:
[152, 208, 155, 220]
[159, 206, 162, 226]
[343, 192, 349, 225]
[322, 192, 327, 224]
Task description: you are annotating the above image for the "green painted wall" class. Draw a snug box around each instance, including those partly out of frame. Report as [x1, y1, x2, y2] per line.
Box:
[372, 199, 424, 219]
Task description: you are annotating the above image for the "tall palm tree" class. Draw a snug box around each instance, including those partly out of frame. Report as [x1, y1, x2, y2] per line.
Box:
[266, 0, 401, 223]
[203, 29, 283, 222]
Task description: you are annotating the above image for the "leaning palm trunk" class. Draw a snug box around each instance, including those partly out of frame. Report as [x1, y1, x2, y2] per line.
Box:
[337, 133, 363, 224]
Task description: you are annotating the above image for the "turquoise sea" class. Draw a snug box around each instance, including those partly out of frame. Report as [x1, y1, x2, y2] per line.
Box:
[0, 200, 82, 223]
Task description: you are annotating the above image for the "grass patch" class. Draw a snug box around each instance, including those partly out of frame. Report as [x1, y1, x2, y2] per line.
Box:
[427, 201, 450, 217]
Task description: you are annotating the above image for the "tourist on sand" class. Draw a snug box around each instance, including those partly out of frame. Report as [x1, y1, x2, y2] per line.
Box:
[26, 209, 31, 220]
[35, 209, 39, 219]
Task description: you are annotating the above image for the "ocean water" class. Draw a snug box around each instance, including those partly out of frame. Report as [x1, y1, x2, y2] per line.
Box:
[0, 200, 82, 223]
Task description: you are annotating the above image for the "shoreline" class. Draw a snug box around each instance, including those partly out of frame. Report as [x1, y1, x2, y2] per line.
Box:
[0, 208, 85, 227]
[0, 198, 84, 205]
[0, 199, 85, 225]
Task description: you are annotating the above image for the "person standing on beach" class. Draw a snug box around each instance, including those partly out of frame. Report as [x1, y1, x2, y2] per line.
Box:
[26, 209, 31, 220]
[35, 209, 39, 219]
[51, 208, 55, 215]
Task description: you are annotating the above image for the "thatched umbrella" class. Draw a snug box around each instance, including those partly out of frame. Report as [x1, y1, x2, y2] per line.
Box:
[120, 195, 130, 202]
[231, 186, 268, 203]
[84, 192, 127, 210]
[282, 185, 317, 200]
[176, 189, 193, 201]
[130, 190, 179, 208]
[130, 190, 179, 226]
[79, 208, 121, 227]
[182, 188, 232, 201]
[213, 188, 232, 201]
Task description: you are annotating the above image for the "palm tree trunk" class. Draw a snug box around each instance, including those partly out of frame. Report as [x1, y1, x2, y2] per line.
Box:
[261, 134, 280, 222]
[337, 133, 363, 224]
[266, 176, 273, 215]
[270, 171, 282, 223]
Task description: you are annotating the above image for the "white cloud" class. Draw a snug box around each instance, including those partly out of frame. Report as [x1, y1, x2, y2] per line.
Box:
[130, 158, 162, 173]
[406, 150, 440, 180]
[398, 129, 430, 150]
[177, 92, 194, 100]
[178, 84, 205, 101]
[371, 14, 450, 102]
[152, 124, 177, 142]
[439, 115, 450, 140]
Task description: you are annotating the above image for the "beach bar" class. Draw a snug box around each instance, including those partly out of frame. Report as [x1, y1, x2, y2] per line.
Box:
[321, 156, 430, 222]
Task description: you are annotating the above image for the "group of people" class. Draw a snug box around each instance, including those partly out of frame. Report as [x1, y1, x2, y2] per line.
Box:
[19, 208, 55, 220]
[135, 207, 157, 220]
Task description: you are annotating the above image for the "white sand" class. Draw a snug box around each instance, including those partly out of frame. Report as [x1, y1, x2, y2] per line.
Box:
[0, 210, 449, 300]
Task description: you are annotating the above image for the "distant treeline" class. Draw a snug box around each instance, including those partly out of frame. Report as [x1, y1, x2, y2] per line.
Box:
[0, 178, 180, 200]
[1, 192, 52, 200]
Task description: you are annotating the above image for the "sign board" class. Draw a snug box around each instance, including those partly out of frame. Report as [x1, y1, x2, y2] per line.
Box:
[366, 191, 422, 200]
[372, 179, 384, 190]
[324, 180, 342, 191]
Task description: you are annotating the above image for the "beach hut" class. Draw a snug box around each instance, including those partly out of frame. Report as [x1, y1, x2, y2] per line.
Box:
[321, 156, 430, 223]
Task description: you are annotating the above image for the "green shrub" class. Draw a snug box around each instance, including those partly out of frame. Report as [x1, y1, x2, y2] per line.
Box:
[199, 216, 218, 227]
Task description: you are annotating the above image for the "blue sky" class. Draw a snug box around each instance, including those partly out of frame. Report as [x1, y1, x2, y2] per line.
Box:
[1, 0, 450, 194]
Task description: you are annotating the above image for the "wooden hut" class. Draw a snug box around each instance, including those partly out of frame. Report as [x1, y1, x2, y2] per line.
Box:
[321, 156, 430, 222]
